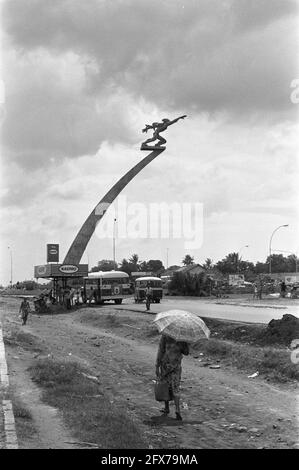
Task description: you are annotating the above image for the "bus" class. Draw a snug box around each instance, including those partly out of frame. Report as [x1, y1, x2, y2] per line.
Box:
[134, 276, 163, 303]
[83, 271, 132, 304]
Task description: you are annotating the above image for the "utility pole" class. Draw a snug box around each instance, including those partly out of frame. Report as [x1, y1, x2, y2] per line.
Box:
[8, 246, 13, 287]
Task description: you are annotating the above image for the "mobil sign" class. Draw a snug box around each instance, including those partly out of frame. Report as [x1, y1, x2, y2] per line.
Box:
[47, 244, 59, 262]
[59, 264, 79, 274]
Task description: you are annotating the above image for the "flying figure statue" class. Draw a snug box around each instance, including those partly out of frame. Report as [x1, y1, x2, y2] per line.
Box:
[141, 115, 187, 150]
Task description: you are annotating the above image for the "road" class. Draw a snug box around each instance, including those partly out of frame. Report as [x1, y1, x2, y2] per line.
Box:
[115, 296, 299, 324]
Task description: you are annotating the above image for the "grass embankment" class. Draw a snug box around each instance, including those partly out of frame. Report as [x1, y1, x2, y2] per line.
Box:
[4, 324, 148, 448]
[28, 358, 147, 448]
[80, 310, 299, 383]
[192, 338, 298, 383]
[12, 399, 36, 445]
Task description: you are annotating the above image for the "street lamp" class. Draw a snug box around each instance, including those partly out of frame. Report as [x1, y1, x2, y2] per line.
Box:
[7, 246, 13, 287]
[269, 225, 289, 275]
[166, 248, 169, 270]
[113, 218, 117, 266]
[237, 245, 249, 273]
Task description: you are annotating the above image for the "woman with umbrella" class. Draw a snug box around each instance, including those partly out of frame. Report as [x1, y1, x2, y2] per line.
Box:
[154, 310, 210, 421]
[155, 334, 189, 420]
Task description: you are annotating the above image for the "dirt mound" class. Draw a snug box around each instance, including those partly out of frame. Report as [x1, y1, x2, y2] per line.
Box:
[257, 314, 299, 346]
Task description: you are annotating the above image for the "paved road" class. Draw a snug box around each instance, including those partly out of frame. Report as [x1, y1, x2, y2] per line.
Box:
[115, 296, 299, 324]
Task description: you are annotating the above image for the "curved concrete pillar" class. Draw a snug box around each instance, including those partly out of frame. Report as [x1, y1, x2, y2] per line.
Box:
[63, 147, 165, 265]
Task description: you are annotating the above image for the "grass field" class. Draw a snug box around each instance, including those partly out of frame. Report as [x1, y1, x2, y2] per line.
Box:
[28, 358, 148, 449]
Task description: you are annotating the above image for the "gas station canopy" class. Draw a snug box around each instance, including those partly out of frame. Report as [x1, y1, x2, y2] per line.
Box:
[34, 264, 88, 279]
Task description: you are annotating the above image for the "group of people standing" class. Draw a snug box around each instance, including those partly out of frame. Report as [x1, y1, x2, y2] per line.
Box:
[55, 286, 81, 308]
[252, 279, 297, 299]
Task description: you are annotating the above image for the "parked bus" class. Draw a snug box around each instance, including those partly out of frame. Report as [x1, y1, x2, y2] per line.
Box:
[83, 271, 132, 304]
[134, 276, 163, 303]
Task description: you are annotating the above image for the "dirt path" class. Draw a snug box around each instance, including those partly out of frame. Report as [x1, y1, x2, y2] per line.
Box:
[7, 348, 78, 449]
[2, 298, 298, 449]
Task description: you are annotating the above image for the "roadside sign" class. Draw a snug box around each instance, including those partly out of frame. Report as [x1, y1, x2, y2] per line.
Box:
[47, 244, 59, 262]
[229, 274, 245, 286]
[59, 265, 79, 274]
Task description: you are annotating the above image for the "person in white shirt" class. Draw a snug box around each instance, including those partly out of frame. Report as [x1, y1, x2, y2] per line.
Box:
[145, 283, 152, 311]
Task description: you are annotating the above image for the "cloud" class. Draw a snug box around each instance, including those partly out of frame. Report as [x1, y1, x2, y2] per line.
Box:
[2, 0, 298, 118]
[1, 0, 298, 286]
[1, 49, 139, 169]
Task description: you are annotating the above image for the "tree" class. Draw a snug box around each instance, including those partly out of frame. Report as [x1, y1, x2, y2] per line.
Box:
[216, 253, 239, 274]
[266, 254, 296, 273]
[147, 259, 165, 274]
[169, 271, 209, 296]
[128, 254, 141, 271]
[203, 258, 213, 269]
[255, 261, 268, 274]
[182, 254, 194, 266]
[90, 259, 118, 272]
[287, 254, 298, 272]
[119, 258, 133, 275]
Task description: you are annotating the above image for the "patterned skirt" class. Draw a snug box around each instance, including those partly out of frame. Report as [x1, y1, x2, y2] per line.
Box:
[160, 364, 182, 398]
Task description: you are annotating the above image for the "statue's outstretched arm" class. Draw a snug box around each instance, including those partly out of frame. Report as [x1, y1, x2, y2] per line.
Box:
[168, 115, 187, 126]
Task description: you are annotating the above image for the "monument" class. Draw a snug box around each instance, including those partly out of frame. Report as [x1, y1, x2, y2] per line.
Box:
[140, 115, 187, 150]
[35, 116, 186, 282]
[63, 115, 187, 266]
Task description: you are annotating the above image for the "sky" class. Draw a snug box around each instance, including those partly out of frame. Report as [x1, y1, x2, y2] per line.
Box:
[0, 0, 299, 285]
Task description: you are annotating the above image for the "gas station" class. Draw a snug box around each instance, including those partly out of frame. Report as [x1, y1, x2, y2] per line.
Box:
[34, 244, 88, 301]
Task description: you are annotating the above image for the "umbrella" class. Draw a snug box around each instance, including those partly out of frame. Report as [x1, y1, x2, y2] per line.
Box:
[153, 309, 210, 343]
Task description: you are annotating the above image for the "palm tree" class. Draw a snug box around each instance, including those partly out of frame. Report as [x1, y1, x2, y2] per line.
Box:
[129, 254, 140, 265]
[182, 254, 194, 266]
[203, 258, 213, 270]
[129, 254, 141, 271]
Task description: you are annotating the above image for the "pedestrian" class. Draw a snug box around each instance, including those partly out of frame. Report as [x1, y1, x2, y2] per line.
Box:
[75, 289, 80, 306]
[252, 282, 258, 299]
[88, 287, 94, 306]
[70, 287, 75, 307]
[65, 287, 71, 310]
[155, 334, 189, 420]
[49, 289, 55, 304]
[19, 298, 30, 325]
[257, 278, 263, 300]
[145, 282, 152, 311]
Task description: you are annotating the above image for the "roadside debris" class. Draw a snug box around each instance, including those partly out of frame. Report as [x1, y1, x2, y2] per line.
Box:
[236, 426, 247, 433]
[248, 428, 259, 433]
[248, 371, 259, 378]
[81, 372, 100, 383]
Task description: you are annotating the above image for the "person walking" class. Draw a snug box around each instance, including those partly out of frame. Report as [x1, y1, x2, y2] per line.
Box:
[19, 298, 30, 325]
[252, 282, 258, 299]
[155, 334, 189, 421]
[145, 282, 152, 311]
